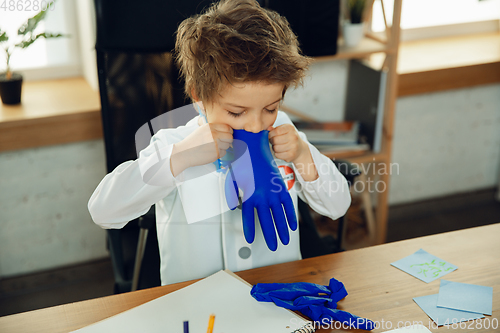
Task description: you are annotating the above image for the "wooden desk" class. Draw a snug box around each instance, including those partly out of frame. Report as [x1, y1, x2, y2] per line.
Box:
[1, 224, 498, 333]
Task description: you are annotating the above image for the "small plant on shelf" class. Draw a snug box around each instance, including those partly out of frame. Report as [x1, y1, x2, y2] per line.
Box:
[347, 0, 367, 24]
[342, 0, 368, 47]
[0, 0, 67, 105]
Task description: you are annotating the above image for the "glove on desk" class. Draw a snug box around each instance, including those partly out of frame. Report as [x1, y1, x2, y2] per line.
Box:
[251, 278, 375, 330]
[224, 129, 298, 251]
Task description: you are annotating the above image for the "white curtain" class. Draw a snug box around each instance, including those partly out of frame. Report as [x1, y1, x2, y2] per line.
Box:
[76, 0, 98, 91]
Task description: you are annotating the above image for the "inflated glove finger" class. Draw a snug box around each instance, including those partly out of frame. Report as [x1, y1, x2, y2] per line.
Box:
[280, 189, 298, 231]
[270, 200, 290, 246]
[224, 129, 297, 251]
[241, 201, 255, 243]
[256, 202, 278, 251]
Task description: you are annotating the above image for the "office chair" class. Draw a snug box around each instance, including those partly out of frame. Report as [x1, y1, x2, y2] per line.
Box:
[298, 159, 361, 258]
[94, 50, 170, 293]
[94, 0, 221, 293]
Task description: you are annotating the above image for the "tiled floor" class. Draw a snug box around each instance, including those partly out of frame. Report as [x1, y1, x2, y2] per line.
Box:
[1, 188, 499, 318]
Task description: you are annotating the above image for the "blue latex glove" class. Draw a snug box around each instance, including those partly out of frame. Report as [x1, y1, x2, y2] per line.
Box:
[224, 129, 298, 251]
[251, 278, 375, 330]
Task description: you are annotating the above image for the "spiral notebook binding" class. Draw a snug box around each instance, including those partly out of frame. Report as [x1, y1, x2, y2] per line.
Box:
[292, 322, 316, 333]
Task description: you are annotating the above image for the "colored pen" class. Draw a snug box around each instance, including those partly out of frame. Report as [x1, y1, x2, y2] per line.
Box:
[183, 320, 189, 333]
[206, 314, 215, 333]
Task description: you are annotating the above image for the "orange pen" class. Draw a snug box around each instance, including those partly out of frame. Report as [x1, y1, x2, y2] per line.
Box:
[206, 314, 215, 333]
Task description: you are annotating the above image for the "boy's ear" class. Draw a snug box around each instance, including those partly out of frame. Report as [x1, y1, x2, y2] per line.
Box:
[191, 89, 206, 114]
[195, 101, 206, 115]
[191, 88, 199, 101]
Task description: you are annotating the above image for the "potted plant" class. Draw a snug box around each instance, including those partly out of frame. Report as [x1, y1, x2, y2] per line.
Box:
[0, 1, 66, 105]
[343, 0, 367, 47]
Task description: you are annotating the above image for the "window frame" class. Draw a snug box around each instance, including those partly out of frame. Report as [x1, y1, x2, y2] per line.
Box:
[0, 0, 83, 81]
[368, 0, 500, 42]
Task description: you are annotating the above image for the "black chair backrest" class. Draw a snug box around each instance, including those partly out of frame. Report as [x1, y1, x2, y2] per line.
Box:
[93, 0, 218, 292]
[94, 0, 217, 172]
[94, 0, 216, 53]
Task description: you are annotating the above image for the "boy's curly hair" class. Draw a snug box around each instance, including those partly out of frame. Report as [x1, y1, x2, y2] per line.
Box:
[175, 0, 312, 104]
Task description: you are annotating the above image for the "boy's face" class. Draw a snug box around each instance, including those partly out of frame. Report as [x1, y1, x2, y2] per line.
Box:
[201, 81, 285, 133]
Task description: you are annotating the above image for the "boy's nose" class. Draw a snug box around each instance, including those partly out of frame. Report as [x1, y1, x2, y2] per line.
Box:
[243, 113, 264, 133]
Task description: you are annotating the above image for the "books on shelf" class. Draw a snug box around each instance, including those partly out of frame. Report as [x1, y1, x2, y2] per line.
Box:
[295, 120, 369, 156]
[295, 120, 360, 145]
[314, 143, 370, 155]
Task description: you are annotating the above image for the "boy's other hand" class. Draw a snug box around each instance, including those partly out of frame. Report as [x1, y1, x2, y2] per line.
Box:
[268, 124, 307, 163]
[171, 123, 233, 176]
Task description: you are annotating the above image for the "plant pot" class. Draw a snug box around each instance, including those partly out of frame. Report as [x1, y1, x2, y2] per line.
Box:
[0, 73, 23, 105]
[342, 22, 364, 47]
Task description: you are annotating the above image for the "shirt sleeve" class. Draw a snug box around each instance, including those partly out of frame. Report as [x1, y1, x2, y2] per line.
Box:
[88, 131, 180, 229]
[274, 111, 351, 220]
[292, 137, 352, 220]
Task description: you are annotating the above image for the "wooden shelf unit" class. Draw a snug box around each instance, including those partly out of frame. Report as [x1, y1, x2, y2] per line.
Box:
[314, 36, 396, 62]
[311, 0, 402, 245]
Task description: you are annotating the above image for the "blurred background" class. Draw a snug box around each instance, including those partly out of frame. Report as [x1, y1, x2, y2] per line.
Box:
[0, 0, 499, 318]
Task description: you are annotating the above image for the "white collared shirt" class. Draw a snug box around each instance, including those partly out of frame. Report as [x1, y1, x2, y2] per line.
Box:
[88, 111, 351, 285]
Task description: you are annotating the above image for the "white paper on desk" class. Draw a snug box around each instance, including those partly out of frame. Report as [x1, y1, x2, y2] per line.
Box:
[71, 270, 312, 333]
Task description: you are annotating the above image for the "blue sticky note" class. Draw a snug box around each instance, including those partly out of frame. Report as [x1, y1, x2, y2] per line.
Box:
[437, 280, 493, 315]
[391, 249, 458, 283]
[413, 294, 484, 326]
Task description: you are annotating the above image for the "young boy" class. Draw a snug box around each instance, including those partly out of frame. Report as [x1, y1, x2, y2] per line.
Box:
[88, 0, 351, 286]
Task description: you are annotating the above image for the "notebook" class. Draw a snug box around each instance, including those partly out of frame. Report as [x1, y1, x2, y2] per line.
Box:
[71, 270, 314, 333]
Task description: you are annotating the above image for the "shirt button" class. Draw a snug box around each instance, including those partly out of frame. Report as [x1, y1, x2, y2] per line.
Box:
[238, 246, 251, 259]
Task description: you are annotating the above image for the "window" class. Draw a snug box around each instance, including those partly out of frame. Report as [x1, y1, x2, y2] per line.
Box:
[0, 0, 81, 80]
[371, 0, 500, 41]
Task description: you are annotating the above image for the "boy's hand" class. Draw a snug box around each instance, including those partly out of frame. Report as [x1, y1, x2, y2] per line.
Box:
[171, 123, 233, 176]
[268, 124, 307, 163]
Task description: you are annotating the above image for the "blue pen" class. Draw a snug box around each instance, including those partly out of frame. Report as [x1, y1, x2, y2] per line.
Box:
[183, 320, 189, 333]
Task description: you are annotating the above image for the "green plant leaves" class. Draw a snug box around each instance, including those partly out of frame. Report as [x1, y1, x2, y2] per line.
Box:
[0, 0, 66, 71]
[348, 0, 366, 24]
[15, 32, 65, 49]
[17, 1, 54, 36]
[0, 29, 8, 43]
